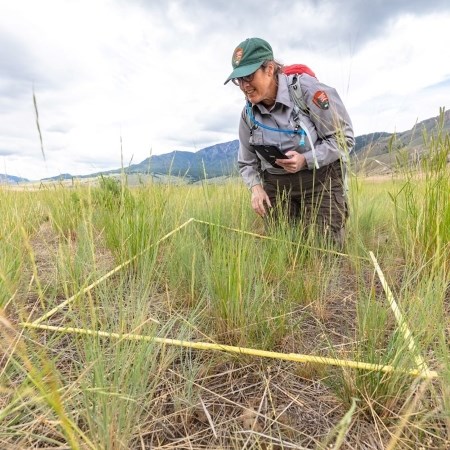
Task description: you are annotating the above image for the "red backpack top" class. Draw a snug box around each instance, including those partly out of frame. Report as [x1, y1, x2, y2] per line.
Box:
[282, 64, 317, 79]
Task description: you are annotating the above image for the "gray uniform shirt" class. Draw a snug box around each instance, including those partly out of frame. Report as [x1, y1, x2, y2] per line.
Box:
[238, 73, 355, 189]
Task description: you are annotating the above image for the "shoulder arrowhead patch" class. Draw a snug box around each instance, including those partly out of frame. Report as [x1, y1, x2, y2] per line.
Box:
[313, 90, 330, 110]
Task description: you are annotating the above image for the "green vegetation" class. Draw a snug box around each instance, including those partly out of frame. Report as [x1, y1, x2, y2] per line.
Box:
[0, 123, 449, 448]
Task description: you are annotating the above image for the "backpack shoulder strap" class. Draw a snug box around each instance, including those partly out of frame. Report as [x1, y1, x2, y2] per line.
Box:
[283, 64, 316, 118]
[241, 101, 256, 133]
[287, 75, 309, 117]
[286, 74, 320, 169]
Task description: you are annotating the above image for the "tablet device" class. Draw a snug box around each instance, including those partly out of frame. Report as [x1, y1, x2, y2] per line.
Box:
[252, 145, 289, 168]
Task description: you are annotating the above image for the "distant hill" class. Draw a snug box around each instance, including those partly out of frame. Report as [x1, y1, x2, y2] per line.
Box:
[41, 173, 73, 181]
[353, 109, 450, 175]
[0, 174, 29, 184]
[122, 140, 240, 180]
[353, 132, 392, 154]
[43, 140, 240, 183]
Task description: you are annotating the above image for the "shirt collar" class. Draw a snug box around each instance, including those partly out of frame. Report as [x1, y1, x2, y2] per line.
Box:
[253, 74, 291, 114]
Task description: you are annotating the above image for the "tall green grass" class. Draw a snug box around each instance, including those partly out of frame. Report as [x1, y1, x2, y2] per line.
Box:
[1, 120, 449, 448]
[0, 189, 47, 309]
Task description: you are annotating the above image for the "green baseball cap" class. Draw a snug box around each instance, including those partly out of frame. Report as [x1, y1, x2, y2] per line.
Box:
[224, 37, 274, 85]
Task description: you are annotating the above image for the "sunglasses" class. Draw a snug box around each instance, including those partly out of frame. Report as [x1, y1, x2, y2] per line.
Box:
[231, 64, 265, 86]
[231, 70, 258, 86]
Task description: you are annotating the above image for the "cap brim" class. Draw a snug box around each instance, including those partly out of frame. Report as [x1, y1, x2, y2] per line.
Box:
[224, 60, 265, 85]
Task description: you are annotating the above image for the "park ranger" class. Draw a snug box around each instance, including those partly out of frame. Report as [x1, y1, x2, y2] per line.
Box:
[225, 37, 355, 247]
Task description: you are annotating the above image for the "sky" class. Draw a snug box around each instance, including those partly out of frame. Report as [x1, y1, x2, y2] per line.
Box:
[1, 0, 450, 180]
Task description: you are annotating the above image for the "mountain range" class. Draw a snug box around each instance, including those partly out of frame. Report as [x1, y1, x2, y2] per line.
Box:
[2, 110, 449, 184]
[0, 174, 28, 184]
[352, 109, 450, 174]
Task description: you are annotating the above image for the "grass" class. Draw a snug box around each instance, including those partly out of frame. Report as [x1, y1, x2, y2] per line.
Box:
[0, 124, 449, 448]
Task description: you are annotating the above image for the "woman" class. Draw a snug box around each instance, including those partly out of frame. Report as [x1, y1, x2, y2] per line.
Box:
[224, 37, 354, 247]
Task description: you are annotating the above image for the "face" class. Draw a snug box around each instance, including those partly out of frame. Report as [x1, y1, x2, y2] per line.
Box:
[233, 64, 277, 106]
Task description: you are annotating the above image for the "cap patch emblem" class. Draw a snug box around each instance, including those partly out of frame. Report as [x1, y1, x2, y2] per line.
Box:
[313, 90, 329, 110]
[233, 47, 244, 66]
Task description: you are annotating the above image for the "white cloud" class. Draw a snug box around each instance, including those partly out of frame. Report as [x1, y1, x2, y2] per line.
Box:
[343, 13, 450, 133]
[0, 0, 449, 180]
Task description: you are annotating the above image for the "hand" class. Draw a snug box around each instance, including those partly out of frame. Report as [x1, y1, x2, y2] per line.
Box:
[275, 151, 306, 173]
[251, 184, 272, 217]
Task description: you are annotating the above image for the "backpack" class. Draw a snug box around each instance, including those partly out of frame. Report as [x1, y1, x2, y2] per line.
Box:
[283, 64, 316, 116]
[243, 64, 320, 169]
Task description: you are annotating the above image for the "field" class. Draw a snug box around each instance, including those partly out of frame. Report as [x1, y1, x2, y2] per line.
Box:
[1, 131, 449, 449]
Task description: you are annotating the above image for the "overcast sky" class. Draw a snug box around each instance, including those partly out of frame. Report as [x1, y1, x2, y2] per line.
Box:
[1, 0, 449, 180]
